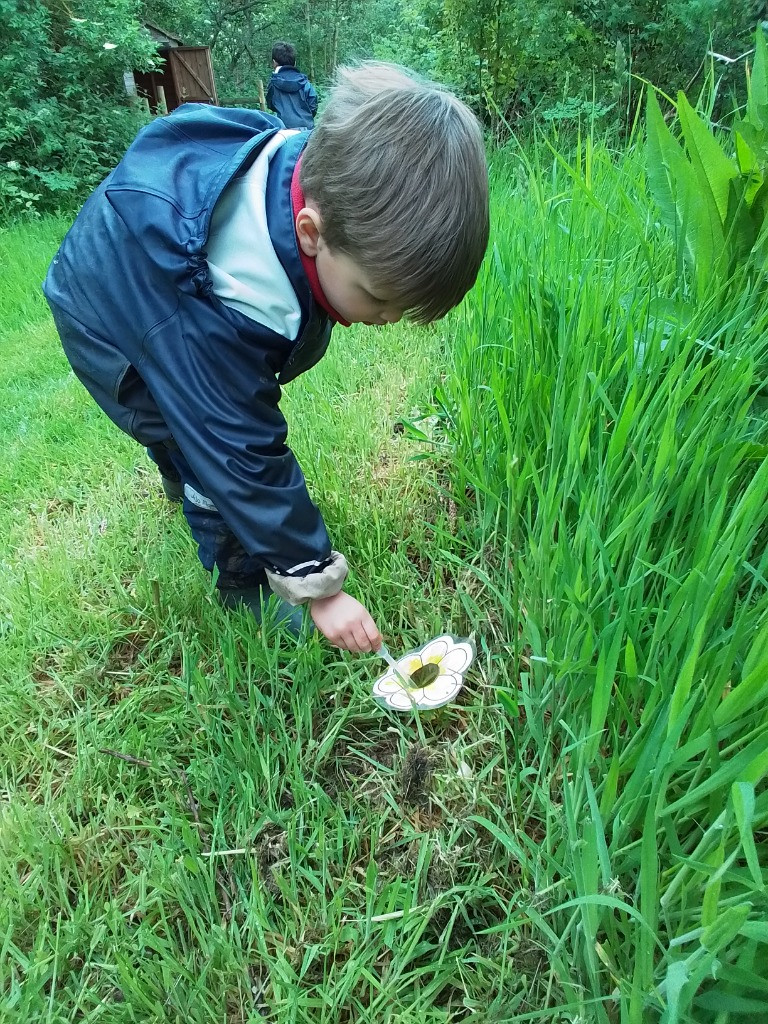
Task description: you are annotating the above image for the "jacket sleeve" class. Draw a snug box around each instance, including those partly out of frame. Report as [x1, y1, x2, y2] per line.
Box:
[137, 304, 348, 604]
[306, 82, 318, 116]
[266, 79, 275, 112]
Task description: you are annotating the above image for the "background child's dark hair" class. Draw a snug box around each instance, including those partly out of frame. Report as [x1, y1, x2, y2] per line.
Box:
[271, 41, 297, 67]
[300, 62, 489, 323]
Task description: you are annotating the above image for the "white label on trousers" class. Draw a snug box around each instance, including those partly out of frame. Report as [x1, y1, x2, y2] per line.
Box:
[183, 484, 218, 512]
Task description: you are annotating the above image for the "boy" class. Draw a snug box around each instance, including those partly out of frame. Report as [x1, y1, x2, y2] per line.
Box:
[43, 62, 489, 653]
[266, 41, 318, 129]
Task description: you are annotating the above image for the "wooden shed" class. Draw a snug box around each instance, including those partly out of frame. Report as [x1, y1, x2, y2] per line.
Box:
[127, 23, 218, 114]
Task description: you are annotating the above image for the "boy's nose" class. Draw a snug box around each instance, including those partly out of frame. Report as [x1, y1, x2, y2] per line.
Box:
[379, 309, 403, 324]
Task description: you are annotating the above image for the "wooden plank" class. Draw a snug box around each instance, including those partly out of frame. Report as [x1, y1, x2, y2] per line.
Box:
[204, 47, 218, 104]
[171, 48, 215, 101]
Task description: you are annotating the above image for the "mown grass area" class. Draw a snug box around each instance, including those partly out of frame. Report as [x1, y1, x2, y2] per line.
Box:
[1, 138, 767, 1024]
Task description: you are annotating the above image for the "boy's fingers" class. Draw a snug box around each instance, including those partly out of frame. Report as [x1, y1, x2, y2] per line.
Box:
[341, 630, 360, 652]
[351, 623, 374, 653]
[362, 618, 382, 648]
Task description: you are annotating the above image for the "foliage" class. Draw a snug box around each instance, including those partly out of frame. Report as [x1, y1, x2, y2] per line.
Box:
[416, 134, 768, 1021]
[646, 27, 768, 297]
[371, 0, 760, 130]
[140, 0, 760, 129]
[0, 0, 155, 217]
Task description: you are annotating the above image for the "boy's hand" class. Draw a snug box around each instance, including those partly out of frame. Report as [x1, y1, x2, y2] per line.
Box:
[310, 591, 382, 653]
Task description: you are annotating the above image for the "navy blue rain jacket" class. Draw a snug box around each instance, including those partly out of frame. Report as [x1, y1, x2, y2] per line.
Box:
[267, 67, 318, 129]
[43, 104, 336, 582]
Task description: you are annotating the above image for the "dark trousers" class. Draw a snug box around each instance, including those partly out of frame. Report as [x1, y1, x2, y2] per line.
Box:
[147, 442, 267, 591]
[48, 303, 267, 592]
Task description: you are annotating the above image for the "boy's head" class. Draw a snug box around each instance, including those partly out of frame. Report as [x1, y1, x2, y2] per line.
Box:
[272, 42, 297, 68]
[296, 62, 489, 325]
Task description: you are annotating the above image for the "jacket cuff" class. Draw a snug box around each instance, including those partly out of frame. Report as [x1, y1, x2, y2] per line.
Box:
[266, 551, 349, 605]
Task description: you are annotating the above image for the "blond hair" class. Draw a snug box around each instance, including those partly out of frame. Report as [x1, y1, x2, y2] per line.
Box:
[300, 62, 489, 323]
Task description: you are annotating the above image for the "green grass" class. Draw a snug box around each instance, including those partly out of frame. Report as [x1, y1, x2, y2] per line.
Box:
[1, 134, 767, 1024]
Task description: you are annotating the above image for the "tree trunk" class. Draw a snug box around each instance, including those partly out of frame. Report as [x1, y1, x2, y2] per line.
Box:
[306, 0, 315, 81]
[331, 0, 340, 74]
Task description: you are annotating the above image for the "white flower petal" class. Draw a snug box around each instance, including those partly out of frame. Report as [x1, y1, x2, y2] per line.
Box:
[440, 642, 474, 675]
[421, 670, 464, 704]
[418, 636, 451, 664]
[387, 687, 425, 710]
[373, 674, 403, 696]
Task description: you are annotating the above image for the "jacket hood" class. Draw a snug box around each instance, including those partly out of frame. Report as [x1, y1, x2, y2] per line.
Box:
[272, 67, 306, 93]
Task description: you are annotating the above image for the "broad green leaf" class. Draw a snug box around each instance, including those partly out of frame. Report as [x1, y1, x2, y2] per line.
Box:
[733, 118, 768, 164]
[676, 91, 736, 222]
[646, 89, 688, 231]
[624, 636, 637, 680]
[724, 175, 759, 268]
[743, 619, 768, 678]
[646, 89, 723, 291]
[599, 753, 620, 817]
[734, 126, 761, 177]
[747, 27, 768, 129]
[751, 176, 768, 227]
[497, 688, 520, 718]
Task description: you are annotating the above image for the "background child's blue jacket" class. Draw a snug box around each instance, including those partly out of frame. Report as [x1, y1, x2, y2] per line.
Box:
[43, 104, 338, 588]
[266, 67, 318, 129]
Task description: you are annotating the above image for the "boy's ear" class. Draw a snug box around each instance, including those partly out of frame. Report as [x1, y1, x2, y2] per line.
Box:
[295, 207, 323, 258]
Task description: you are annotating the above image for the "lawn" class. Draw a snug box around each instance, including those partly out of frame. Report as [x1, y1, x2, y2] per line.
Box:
[1, 137, 767, 1023]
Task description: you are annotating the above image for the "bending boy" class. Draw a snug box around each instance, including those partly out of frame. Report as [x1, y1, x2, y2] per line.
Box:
[43, 63, 489, 653]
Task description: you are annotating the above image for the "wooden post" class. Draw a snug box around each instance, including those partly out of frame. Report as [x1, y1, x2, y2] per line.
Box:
[258, 78, 266, 111]
[157, 85, 168, 115]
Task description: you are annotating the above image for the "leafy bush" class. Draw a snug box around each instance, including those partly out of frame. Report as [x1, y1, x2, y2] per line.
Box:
[646, 27, 768, 298]
[0, 0, 156, 218]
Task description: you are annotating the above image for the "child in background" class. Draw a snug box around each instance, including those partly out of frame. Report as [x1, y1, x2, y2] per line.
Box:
[266, 40, 318, 129]
[43, 62, 489, 652]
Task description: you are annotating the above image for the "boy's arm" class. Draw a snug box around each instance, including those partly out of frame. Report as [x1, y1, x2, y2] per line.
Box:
[136, 316, 347, 606]
[266, 79, 275, 112]
[306, 82, 318, 117]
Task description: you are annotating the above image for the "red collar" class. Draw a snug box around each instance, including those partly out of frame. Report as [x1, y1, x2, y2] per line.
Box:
[291, 156, 351, 327]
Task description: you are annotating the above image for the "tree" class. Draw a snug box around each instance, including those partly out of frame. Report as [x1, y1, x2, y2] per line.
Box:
[0, 0, 156, 216]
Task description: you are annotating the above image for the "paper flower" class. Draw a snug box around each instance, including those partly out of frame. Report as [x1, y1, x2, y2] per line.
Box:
[373, 635, 474, 711]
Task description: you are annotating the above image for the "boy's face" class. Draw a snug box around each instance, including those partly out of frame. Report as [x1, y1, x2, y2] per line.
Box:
[296, 207, 405, 325]
[315, 244, 405, 325]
